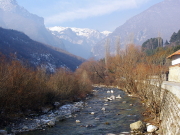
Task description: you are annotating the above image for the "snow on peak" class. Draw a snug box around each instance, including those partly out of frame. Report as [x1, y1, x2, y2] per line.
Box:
[48, 26, 68, 32]
[0, 0, 18, 11]
[48, 26, 111, 39]
[101, 31, 112, 36]
[0, 0, 17, 4]
[0, 0, 40, 18]
[47, 26, 112, 59]
[71, 27, 97, 37]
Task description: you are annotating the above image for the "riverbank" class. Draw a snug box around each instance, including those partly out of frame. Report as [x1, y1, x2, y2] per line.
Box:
[96, 85, 160, 134]
[0, 101, 86, 135]
[16, 86, 147, 135]
[1, 86, 160, 135]
[0, 57, 92, 132]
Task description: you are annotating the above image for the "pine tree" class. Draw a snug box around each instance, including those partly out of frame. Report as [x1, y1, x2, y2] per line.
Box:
[170, 32, 178, 43]
[164, 40, 169, 46]
[177, 30, 180, 42]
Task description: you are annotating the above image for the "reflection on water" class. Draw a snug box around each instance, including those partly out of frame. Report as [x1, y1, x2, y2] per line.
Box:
[18, 87, 144, 135]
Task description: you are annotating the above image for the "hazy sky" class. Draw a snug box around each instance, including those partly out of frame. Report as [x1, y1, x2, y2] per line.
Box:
[16, 0, 163, 32]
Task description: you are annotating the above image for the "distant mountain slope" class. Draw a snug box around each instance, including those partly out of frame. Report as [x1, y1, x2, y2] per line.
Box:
[48, 26, 111, 59]
[0, 0, 65, 50]
[93, 0, 180, 59]
[0, 27, 85, 71]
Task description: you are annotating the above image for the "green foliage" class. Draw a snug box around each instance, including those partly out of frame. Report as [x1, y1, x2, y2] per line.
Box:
[142, 37, 163, 55]
[170, 32, 178, 43]
[145, 49, 155, 56]
[142, 37, 163, 50]
[170, 30, 180, 43]
[164, 40, 169, 46]
[172, 45, 180, 52]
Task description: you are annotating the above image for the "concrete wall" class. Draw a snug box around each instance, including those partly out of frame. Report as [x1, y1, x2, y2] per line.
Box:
[168, 65, 180, 82]
[149, 81, 180, 135]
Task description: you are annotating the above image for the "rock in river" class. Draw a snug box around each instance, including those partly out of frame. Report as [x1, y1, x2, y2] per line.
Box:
[130, 120, 146, 133]
[22, 126, 29, 130]
[47, 119, 56, 127]
[0, 130, 7, 135]
[147, 125, 158, 133]
[90, 112, 95, 115]
[76, 120, 81, 123]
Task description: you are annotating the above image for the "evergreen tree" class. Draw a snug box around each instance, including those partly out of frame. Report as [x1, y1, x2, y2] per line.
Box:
[173, 45, 180, 52]
[164, 40, 169, 46]
[142, 37, 163, 55]
[177, 30, 180, 42]
[170, 32, 178, 43]
[142, 37, 162, 50]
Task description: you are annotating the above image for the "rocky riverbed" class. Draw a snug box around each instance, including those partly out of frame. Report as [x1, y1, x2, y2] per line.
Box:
[1, 86, 158, 135]
[1, 101, 85, 135]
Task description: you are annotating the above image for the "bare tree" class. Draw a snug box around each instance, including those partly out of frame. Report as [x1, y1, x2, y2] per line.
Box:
[157, 32, 163, 48]
[105, 38, 110, 70]
[115, 36, 121, 56]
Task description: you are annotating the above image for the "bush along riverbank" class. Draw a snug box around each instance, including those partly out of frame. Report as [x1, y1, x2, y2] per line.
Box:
[0, 55, 92, 133]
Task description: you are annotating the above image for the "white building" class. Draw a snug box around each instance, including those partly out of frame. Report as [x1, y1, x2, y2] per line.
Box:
[167, 50, 180, 82]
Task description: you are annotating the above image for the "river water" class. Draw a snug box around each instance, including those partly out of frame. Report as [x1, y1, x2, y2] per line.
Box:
[18, 87, 145, 135]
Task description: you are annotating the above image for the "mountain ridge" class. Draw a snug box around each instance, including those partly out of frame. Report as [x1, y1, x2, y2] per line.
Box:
[93, 0, 180, 59]
[0, 27, 85, 71]
[48, 26, 111, 59]
[0, 0, 65, 50]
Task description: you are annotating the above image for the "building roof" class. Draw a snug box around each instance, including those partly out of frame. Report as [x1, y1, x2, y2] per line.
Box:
[167, 49, 180, 59]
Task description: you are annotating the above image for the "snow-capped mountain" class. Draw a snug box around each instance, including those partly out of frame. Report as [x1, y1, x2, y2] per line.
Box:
[0, 0, 65, 50]
[0, 0, 17, 11]
[0, 0, 30, 16]
[48, 26, 111, 59]
[101, 31, 112, 37]
[93, 0, 180, 59]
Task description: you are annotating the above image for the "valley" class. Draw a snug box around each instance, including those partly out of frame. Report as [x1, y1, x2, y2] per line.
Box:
[0, 0, 180, 134]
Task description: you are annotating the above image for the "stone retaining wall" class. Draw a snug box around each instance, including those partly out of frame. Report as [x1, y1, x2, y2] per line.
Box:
[149, 81, 180, 135]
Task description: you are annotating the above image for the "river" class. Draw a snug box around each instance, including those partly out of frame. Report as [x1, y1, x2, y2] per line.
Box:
[18, 87, 145, 135]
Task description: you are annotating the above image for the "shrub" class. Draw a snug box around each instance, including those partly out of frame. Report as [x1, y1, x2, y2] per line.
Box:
[0, 55, 92, 124]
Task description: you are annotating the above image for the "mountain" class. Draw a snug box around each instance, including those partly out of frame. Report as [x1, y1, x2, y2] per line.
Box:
[101, 31, 112, 37]
[48, 26, 111, 59]
[0, 0, 65, 50]
[0, 27, 85, 71]
[93, 0, 180, 59]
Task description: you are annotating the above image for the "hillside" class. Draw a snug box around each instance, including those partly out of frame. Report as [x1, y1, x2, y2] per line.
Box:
[0, 0, 65, 50]
[93, 0, 180, 59]
[0, 27, 85, 71]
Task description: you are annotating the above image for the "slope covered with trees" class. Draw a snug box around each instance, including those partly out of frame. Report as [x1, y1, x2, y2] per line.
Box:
[141, 29, 180, 56]
[0, 27, 85, 71]
[93, 0, 180, 59]
[169, 29, 180, 45]
[0, 0, 65, 50]
[142, 37, 163, 55]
